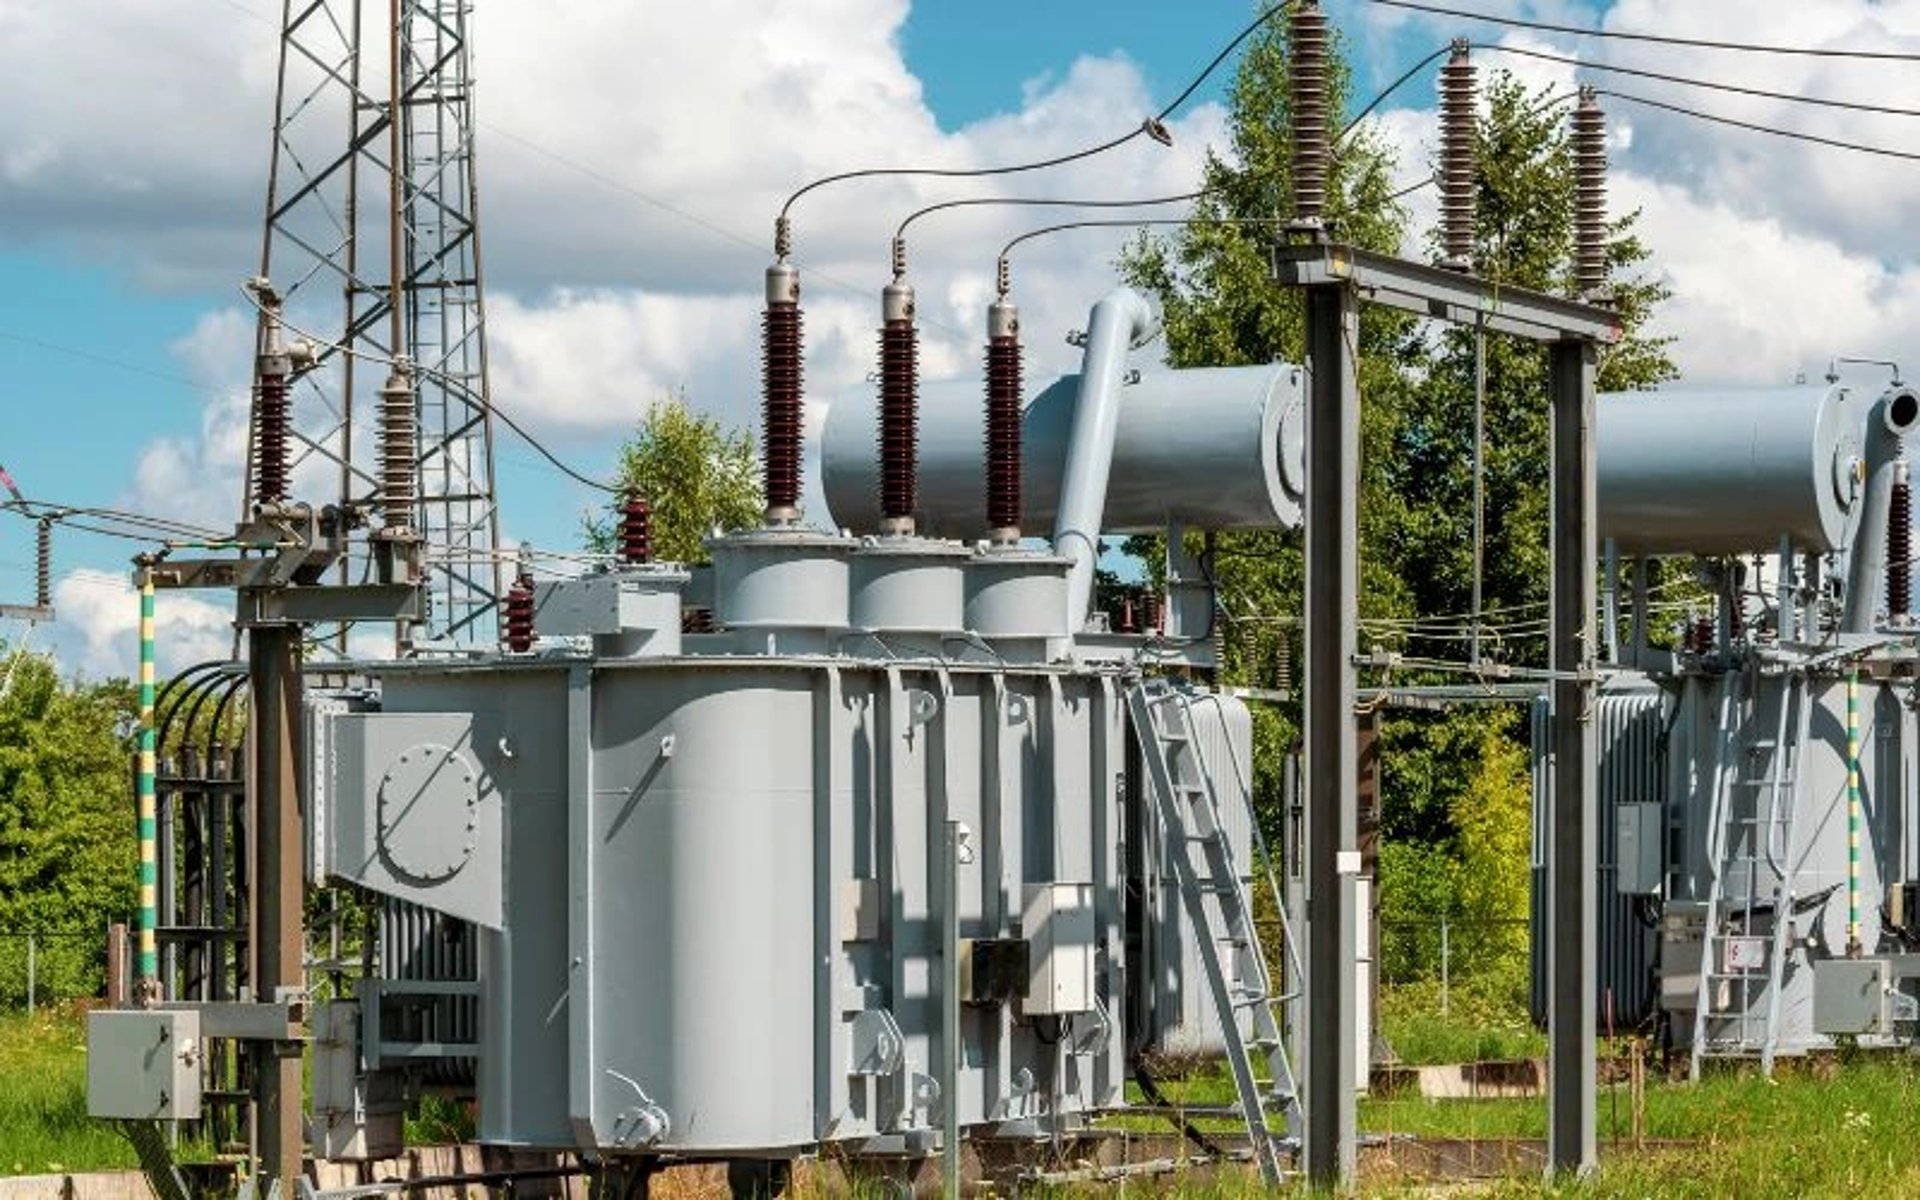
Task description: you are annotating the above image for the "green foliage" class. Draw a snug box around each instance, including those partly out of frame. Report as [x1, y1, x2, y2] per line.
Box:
[1387, 73, 1677, 671]
[1376, 976, 1544, 1066]
[1119, 39, 1678, 1002]
[0, 653, 136, 1005]
[584, 394, 762, 564]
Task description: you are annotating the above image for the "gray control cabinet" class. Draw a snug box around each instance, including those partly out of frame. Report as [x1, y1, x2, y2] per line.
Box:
[87, 1010, 202, 1121]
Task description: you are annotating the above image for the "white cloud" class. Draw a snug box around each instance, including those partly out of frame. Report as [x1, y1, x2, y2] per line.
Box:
[40, 569, 233, 681]
[15, 0, 1920, 674]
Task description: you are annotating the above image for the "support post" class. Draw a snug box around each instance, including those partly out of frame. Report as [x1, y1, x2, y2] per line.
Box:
[1302, 279, 1359, 1186]
[137, 569, 159, 998]
[1547, 338, 1598, 1175]
[940, 820, 965, 1199]
[248, 620, 305, 1196]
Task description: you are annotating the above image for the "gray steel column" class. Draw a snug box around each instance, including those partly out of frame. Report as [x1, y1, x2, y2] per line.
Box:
[1302, 280, 1359, 1185]
[1547, 339, 1598, 1174]
[248, 621, 305, 1195]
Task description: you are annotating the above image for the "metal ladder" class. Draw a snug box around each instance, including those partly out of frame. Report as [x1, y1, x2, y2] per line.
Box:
[1128, 677, 1297, 1187]
[1691, 668, 1811, 1077]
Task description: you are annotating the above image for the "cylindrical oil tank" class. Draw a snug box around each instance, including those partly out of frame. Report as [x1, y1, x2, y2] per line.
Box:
[1598, 385, 1863, 555]
[709, 529, 853, 630]
[847, 538, 968, 633]
[819, 365, 1305, 537]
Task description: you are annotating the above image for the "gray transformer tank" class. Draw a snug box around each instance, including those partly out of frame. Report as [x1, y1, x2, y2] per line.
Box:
[311, 608, 1257, 1157]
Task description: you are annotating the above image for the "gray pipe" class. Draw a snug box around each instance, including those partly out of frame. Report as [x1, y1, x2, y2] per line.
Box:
[1054, 287, 1160, 631]
[1842, 386, 1920, 632]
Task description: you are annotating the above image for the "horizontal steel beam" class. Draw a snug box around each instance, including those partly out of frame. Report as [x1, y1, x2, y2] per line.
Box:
[153, 1000, 303, 1041]
[0, 604, 53, 622]
[1273, 244, 1622, 345]
[243, 583, 424, 625]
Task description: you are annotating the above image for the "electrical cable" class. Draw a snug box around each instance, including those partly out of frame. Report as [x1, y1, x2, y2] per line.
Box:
[1480, 44, 1920, 119]
[779, 3, 1298, 222]
[894, 190, 1206, 244]
[998, 214, 1292, 265]
[1339, 44, 1453, 140]
[1132, 1064, 1227, 1160]
[1594, 87, 1920, 164]
[1361, 0, 1920, 62]
[237, 284, 621, 495]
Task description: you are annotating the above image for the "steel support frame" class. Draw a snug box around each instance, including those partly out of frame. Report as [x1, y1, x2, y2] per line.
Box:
[1301, 279, 1359, 1185]
[257, 0, 502, 654]
[1547, 340, 1598, 1175]
[1287, 243, 1606, 1186]
[248, 620, 305, 1196]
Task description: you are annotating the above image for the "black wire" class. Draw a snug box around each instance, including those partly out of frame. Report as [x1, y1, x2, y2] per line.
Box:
[1339, 44, 1453, 141]
[999, 214, 1297, 265]
[1364, 0, 1920, 61]
[1597, 87, 1920, 164]
[1133, 1064, 1228, 1160]
[779, 4, 1296, 222]
[1155, 3, 1289, 118]
[895, 190, 1206, 244]
[781, 128, 1153, 224]
[1482, 43, 1920, 119]
[485, 399, 620, 494]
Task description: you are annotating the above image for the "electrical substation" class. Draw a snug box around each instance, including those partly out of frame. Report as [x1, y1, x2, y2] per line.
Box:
[52, 0, 1920, 1197]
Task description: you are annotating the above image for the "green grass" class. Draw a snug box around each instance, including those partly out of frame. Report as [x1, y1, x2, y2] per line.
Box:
[13, 992, 1920, 1198]
[0, 1005, 140, 1175]
[1377, 976, 1546, 1066]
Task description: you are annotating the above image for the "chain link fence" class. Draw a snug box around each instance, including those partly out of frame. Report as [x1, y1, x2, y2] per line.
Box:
[0, 930, 109, 1013]
[1380, 916, 1531, 1010]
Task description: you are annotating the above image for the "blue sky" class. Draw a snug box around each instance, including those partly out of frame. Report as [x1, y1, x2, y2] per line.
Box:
[0, 1, 1317, 666]
[3, 0, 1916, 675]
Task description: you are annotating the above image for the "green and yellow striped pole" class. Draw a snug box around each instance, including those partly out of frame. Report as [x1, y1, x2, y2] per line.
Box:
[137, 565, 159, 996]
[1847, 669, 1863, 958]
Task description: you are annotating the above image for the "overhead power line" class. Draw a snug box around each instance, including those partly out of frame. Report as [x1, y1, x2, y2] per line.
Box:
[1363, 0, 1920, 62]
[1480, 44, 1920, 119]
[1597, 88, 1920, 164]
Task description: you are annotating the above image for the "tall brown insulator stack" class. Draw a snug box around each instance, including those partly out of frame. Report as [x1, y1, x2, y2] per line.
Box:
[504, 572, 535, 652]
[620, 490, 654, 565]
[254, 366, 291, 506]
[763, 247, 804, 525]
[1289, 0, 1330, 232]
[877, 271, 919, 533]
[985, 296, 1023, 543]
[34, 519, 50, 609]
[378, 363, 419, 532]
[251, 284, 293, 507]
[1890, 460, 1912, 619]
[1571, 88, 1609, 298]
[1437, 41, 1477, 270]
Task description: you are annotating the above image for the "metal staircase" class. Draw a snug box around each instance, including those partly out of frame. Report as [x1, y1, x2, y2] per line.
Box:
[1128, 677, 1298, 1187]
[1691, 668, 1811, 1077]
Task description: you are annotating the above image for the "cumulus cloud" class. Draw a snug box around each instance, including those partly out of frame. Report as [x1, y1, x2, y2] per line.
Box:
[14, 0, 1920, 676]
[41, 569, 233, 681]
[1348, 0, 1920, 385]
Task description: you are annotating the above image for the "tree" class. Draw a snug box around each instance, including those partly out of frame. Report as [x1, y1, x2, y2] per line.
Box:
[1119, 14, 1423, 822]
[585, 395, 763, 564]
[1120, 32, 1678, 1001]
[0, 650, 137, 1003]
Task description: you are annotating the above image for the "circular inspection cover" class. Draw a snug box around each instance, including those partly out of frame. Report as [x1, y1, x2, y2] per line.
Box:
[377, 742, 479, 883]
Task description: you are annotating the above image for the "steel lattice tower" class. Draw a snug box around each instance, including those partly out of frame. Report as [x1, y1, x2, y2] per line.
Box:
[249, 0, 502, 653]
